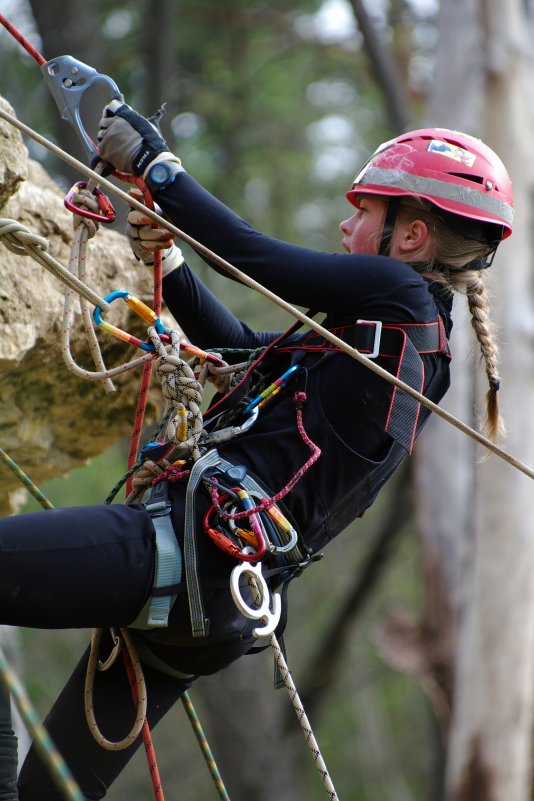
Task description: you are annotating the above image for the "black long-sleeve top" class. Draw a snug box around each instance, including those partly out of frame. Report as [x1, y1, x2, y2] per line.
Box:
[151, 172, 453, 552]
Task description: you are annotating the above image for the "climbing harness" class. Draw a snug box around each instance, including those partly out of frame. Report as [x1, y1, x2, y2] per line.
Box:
[1, 18, 338, 800]
[277, 316, 450, 453]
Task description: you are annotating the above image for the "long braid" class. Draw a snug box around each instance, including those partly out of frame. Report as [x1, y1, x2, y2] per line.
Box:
[465, 276, 505, 441]
[396, 199, 505, 442]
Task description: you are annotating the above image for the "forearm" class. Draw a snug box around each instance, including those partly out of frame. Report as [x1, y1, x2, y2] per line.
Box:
[150, 172, 351, 310]
[162, 264, 279, 351]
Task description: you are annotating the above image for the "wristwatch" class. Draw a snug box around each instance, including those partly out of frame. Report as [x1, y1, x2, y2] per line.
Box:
[146, 160, 182, 191]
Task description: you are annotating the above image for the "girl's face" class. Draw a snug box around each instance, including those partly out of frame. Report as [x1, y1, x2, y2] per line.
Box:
[339, 195, 388, 255]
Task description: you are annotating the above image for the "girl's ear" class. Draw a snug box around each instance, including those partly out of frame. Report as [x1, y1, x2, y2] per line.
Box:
[395, 218, 430, 256]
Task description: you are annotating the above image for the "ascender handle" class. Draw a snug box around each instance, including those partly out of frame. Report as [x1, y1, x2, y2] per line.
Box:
[41, 55, 123, 163]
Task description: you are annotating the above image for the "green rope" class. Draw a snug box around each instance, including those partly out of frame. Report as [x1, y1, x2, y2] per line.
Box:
[0, 447, 54, 510]
[181, 692, 231, 801]
[0, 647, 84, 801]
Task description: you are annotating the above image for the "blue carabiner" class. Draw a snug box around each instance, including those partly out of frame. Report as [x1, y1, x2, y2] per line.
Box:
[93, 290, 166, 352]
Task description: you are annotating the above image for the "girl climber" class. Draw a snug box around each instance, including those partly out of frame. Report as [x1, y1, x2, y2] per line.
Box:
[1, 104, 513, 799]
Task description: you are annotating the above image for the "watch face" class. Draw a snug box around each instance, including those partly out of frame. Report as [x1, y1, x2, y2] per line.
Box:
[150, 163, 169, 184]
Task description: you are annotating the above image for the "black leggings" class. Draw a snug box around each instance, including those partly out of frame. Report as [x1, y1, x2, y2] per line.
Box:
[18, 642, 194, 800]
[0, 502, 257, 799]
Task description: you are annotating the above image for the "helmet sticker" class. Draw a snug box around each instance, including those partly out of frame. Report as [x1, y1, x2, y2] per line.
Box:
[428, 139, 476, 167]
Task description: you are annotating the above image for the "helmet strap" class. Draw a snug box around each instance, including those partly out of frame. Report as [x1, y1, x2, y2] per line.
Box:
[378, 198, 401, 256]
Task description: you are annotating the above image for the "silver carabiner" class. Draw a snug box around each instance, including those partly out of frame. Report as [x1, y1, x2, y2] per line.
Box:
[204, 404, 259, 445]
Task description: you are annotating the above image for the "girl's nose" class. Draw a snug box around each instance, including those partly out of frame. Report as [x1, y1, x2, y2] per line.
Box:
[339, 216, 352, 234]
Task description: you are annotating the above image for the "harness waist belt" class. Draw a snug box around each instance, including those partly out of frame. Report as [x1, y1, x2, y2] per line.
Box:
[278, 316, 450, 453]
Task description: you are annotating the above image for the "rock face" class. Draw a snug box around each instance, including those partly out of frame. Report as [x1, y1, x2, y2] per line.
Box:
[0, 98, 162, 514]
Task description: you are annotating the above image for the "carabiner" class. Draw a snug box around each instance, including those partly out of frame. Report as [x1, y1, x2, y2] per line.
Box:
[203, 490, 267, 562]
[64, 181, 116, 223]
[93, 290, 165, 352]
[247, 491, 299, 554]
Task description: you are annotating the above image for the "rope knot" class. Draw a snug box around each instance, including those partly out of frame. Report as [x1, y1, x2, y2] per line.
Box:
[0, 218, 49, 257]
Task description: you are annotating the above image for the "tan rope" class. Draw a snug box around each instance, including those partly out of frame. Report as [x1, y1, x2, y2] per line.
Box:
[0, 217, 110, 310]
[245, 574, 339, 801]
[2, 106, 534, 481]
[65, 188, 115, 393]
[84, 627, 147, 751]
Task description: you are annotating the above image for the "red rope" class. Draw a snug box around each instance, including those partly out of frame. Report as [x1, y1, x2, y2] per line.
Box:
[119, 176, 163, 496]
[0, 14, 46, 65]
[211, 391, 321, 521]
[123, 647, 165, 801]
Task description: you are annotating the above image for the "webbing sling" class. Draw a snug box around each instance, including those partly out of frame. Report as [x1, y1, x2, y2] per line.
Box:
[278, 316, 450, 453]
[183, 449, 223, 638]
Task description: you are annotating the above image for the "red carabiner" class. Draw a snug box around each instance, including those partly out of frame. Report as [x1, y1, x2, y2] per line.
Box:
[64, 181, 116, 223]
[203, 492, 267, 562]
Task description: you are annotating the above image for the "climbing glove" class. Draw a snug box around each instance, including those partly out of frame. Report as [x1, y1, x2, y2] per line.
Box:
[97, 99, 179, 177]
[126, 188, 184, 276]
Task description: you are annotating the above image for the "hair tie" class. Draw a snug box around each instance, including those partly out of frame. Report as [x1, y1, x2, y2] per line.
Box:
[489, 380, 500, 392]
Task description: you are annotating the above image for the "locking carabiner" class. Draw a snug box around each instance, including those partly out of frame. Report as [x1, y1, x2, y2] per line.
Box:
[203, 490, 268, 562]
[64, 181, 116, 223]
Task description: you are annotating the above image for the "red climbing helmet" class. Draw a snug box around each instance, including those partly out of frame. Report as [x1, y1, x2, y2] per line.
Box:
[347, 128, 514, 241]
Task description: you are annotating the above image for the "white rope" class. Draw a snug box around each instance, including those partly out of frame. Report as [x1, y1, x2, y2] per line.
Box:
[65, 188, 115, 393]
[245, 571, 340, 800]
[269, 632, 339, 801]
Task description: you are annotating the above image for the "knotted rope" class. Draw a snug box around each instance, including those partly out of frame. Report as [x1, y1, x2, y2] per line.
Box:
[153, 328, 205, 459]
[0, 218, 109, 310]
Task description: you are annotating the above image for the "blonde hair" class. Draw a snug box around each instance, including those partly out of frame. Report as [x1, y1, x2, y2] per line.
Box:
[394, 199, 505, 442]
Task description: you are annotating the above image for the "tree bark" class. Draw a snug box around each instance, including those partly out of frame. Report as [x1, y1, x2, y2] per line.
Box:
[414, 1, 534, 799]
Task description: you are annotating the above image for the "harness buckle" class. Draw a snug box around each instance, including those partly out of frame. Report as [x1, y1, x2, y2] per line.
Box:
[356, 319, 383, 359]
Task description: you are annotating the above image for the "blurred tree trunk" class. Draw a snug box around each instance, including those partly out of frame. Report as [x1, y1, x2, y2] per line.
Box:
[414, 1, 534, 799]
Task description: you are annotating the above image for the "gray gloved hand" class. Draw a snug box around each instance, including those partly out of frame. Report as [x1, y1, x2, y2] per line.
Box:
[97, 99, 178, 176]
[127, 188, 184, 276]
